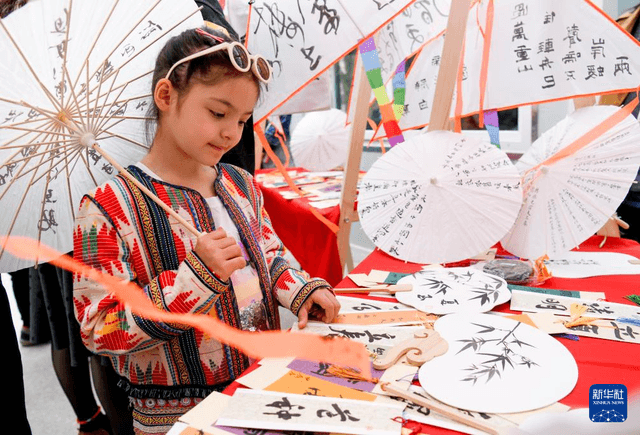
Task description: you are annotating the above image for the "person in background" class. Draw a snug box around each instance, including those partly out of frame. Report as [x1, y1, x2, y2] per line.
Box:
[8, 268, 36, 345]
[1, 277, 32, 434]
[261, 114, 294, 169]
[1, 4, 33, 435]
[31, 264, 130, 435]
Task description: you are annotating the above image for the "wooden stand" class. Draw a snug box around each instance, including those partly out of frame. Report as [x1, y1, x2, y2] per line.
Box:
[337, 55, 372, 273]
[428, 0, 473, 131]
[337, 0, 473, 274]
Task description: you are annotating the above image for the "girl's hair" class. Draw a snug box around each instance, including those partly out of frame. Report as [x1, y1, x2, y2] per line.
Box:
[145, 26, 261, 144]
[0, 0, 28, 18]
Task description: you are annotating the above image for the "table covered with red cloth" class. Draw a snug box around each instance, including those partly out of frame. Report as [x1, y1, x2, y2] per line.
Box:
[255, 168, 343, 286]
[224, 235, 640, 434]
[331, 235, 640, 433]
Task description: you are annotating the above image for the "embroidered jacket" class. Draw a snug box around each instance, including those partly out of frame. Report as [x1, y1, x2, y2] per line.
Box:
[73, 164, 329, 399]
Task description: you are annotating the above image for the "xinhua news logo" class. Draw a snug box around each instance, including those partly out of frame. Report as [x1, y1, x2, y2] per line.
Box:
[589, 384, 627, 422]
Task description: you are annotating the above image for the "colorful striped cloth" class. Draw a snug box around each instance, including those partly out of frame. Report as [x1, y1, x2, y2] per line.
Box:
[392, 59, 406, 121]
[484, 109, 500, 148]
[359, 37, 405, 147]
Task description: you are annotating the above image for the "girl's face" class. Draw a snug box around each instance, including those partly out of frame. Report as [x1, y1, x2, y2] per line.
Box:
[162, 74, 259, 167]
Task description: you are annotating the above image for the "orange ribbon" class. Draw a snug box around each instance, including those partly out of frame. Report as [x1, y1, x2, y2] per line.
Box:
[255, 124, 340, 234]
[522, 95, 639, 199]
[1, 236, 371, 377]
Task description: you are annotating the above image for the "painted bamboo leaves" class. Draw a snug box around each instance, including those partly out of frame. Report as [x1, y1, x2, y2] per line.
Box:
[397, 267, 511, 314]
[458, 322, 538, 384]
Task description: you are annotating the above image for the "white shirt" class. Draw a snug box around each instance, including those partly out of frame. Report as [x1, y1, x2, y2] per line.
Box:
[135, 163, 267, 331]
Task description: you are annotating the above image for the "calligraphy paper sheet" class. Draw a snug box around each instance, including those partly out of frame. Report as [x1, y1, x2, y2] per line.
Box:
[334, 310, 434, 326]
[287, 359, 384, 393]
[396, 267, 511, 314]
[215, 389, 405, 435]
[336, 296, 413, 313]
[419, 313, 578, 413]
[510, 290, 640, 319]
[290, 323, 426, 357]
[544, 251, 640, 278]
[383, 385, 568, 435]
[290, 323, 424, 346]
[507, 284, 606, 300]
[527, 312, 640, 344]
[177, 392, 232, 435]
[265, 370, 378, 401]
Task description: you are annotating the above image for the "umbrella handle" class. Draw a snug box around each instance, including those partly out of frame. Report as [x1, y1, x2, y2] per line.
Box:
[90, 143, 203, 238]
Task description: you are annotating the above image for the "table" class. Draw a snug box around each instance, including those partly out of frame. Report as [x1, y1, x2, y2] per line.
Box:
[219, 235, 640, 435]
[255, 168, 343, 286]
[330, 235, 640, 433]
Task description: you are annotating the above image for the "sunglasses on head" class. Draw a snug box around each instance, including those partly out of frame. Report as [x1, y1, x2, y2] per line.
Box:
[164, 30, 272, 83]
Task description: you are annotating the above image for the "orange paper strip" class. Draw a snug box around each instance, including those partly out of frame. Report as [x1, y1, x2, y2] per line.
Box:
[265, 369, 377, 401]
[255, 124, 340, 234]
[1, 236, 371, 377]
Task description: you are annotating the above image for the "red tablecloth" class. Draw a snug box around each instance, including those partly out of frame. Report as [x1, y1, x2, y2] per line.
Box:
[334, 235, 640, 433]
[256, 168, 343, 286]
[224, 235, 640, 434]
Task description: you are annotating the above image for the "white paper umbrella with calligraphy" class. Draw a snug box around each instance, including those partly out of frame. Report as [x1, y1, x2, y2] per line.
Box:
[246, 0, 413, 121]
[0, 0, 202, 272]
[376, 0, 640, 138]
[290, 108, 350, 172]
[501, 105, 640, 260]
[395, 267, 510, 314]
[357, 130, 522, 264]
[419, 313, 578, 413]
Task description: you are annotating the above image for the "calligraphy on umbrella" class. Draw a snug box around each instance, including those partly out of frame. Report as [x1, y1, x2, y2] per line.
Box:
[247, 0, 414, 121]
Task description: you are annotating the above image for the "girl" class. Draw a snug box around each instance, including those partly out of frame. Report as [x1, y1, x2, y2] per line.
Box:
[73, 26, 340, 434]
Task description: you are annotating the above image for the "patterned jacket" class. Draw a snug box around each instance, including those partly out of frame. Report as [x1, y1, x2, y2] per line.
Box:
[73, 164, 330, 399]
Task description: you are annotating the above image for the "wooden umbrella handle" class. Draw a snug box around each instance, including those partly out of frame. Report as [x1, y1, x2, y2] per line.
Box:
[91, 143, 203, 238]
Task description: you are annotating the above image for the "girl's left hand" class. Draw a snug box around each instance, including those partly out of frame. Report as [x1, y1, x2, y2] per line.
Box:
[297, 288, 341, 329]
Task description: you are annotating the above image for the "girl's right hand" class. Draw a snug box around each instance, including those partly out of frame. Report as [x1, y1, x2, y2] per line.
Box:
[194, 228, 246, 282]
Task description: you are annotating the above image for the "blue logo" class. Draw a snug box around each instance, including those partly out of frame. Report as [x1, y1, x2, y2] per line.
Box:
[589, 384, 627, 422]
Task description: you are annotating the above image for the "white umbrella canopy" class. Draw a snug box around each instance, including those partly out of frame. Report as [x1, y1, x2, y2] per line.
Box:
[501, 105, 640, 260]
[0, 0, 203, 272]
[289, 108, 350, 172]
[245, 0, 415, 122]
[357, 130, 523, 264]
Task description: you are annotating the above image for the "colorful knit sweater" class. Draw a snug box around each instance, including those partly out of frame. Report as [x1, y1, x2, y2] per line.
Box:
[73, 164, 330, 399]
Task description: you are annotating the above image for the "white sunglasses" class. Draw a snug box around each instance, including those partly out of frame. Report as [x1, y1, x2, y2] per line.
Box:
[164, 40, 272, 83]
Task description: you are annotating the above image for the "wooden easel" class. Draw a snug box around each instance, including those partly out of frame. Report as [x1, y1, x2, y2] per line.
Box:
[337, 0, 473, 273]
[336, 58, 371, 273]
